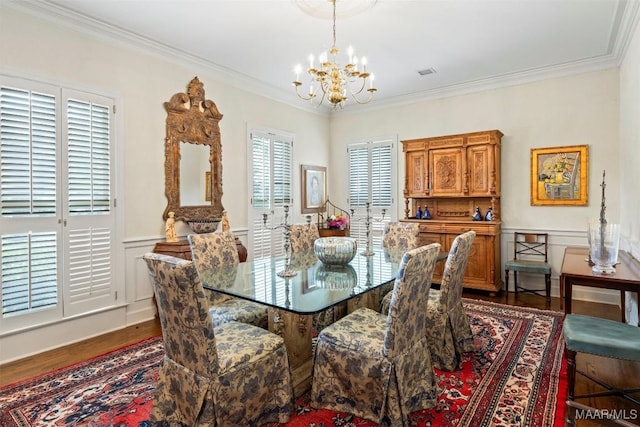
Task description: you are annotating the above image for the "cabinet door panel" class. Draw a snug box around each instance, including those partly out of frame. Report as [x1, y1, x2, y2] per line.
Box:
[467, 145, 494, 196]
[405, 151, 427, 196]
[429, 148, 465, 196]
[445, 233, 489, 284]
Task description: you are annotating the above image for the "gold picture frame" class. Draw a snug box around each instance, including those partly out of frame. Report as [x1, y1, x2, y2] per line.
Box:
[530, 145, 588, 205]
[301, 164, 326, 213]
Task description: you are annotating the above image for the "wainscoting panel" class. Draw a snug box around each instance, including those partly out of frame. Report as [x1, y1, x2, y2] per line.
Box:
[123, 229, 250, 325]
[501, 227, 620, 306]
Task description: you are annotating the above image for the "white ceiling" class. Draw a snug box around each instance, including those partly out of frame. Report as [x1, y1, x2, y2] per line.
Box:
[9, 0, 640, 112]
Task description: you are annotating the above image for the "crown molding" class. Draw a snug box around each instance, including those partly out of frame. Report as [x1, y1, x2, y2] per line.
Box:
[5, 0, 639, 118]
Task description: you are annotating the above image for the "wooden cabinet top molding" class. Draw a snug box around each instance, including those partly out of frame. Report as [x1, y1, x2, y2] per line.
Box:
[402, 129, 503, 151]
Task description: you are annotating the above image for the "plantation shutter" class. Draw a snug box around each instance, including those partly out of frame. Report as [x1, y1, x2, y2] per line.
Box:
[348, 138, 395, 249]
[0, 83, 62, 327]
[0, 77, 117, 332]
[62, 92, 115, 316]
[371, 144, 393, 208]
[248, 129, 293, 261]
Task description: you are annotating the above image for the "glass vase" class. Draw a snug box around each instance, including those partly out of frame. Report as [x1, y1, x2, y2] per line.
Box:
[588, 220, 621, 274]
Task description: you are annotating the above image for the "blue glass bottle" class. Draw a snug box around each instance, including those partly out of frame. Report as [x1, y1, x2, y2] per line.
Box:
[472, 207, 482, 221]
[415, 205, 423, 219]
[422, 206, 432, 220]
[484, 207, 493, 221]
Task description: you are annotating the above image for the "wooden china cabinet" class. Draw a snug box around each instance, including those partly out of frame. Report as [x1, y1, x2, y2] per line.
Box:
[401, 130, 503, 294]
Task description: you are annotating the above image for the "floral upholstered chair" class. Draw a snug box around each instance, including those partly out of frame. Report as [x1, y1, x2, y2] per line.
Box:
[425, 230, 476, 370]
[188, 231, 268, 329]
[143, 252, 293, 426]
[290, 223, 320, 253]
[380, 231, 476, 370]
[311, 243, 441, 426]
[377, 222, 421, 308]
[382, 221, 420, 249]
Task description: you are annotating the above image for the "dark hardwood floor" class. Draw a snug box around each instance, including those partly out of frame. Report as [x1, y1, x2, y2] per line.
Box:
[1, 291, 638, 426]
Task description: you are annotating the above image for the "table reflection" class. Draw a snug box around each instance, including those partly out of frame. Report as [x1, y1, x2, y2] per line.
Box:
[199, 246, 400, 315]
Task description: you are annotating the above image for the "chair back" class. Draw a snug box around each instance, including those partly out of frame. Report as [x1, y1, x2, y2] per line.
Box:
[438, 231, 476, 308]
[188, 231, 239, 302]
[188, 231, 240, 268]
[290, 223, 320, 253]
[382, 222, 420, 249]
[512, 232, 549, 262]
[383, 243, 441, 358]
[143, 252, 218, 375]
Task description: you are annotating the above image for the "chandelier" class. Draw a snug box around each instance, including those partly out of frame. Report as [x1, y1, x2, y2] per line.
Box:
[293, 0, 376, 109]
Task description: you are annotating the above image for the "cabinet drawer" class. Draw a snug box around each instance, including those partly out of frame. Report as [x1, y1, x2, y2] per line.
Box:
[419, 222, 445, 233]
[441, 223, 498, 235]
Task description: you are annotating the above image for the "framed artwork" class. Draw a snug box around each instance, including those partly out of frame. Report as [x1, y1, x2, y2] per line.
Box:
[530, 145, 588, 206]
[301, 164, 326, 213]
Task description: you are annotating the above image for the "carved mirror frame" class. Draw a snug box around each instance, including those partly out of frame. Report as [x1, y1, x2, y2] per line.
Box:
[163, 77, 224, 225]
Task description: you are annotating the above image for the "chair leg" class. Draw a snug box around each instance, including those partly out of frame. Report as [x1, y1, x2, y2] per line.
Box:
[505, 269, 510, 296]
[514, 271, 518, 296]
[545, 273, 551, 302]
[566, 348, 577, 426]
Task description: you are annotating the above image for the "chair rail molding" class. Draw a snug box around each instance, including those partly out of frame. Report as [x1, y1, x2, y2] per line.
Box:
[500, 226, 619, 305]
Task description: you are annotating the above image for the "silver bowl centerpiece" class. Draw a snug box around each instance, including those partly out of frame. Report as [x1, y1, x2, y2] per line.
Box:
[314, 237, 357, 266]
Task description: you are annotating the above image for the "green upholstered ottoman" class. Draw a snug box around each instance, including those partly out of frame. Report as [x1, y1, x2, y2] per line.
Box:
[563, 314, 640, 426]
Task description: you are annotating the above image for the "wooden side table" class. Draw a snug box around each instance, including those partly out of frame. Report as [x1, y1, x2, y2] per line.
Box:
[560, 246, 640, 324]
[318, 228, 349, 238]
[153, 240, 192, 260]
[153, 237, 248, 262]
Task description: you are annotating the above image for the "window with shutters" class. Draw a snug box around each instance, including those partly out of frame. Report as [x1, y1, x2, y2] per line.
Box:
[348, 138, 396, 250]
[0, 76, 117, 333]
[248, 128, 293, 262]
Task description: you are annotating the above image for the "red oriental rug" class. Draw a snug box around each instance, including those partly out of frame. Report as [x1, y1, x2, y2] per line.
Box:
[0, 299, 567, 427]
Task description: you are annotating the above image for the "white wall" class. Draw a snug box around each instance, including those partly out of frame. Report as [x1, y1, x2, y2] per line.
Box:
[0, 4, 636, 362]
[0, 5, 329, 362]
[329, 69, 622, 303]
[619, 19, 640, 324]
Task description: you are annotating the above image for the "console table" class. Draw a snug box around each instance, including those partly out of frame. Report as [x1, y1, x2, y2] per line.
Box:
[560, 246, 640, 324]
[153, 237, 247, 262]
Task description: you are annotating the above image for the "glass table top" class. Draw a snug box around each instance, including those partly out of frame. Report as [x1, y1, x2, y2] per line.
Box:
[199, 247, 407, 314]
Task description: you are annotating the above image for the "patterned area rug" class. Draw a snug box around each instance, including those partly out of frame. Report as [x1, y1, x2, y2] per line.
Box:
[0, 299, 566, 427]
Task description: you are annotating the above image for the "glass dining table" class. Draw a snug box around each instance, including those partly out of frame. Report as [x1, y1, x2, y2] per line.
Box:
[199, 246, 406, 396]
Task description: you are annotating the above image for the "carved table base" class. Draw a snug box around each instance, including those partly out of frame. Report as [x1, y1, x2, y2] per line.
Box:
[268, 308, 314, 397]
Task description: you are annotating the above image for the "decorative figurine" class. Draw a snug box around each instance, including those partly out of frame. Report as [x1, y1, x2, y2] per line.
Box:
[415, 205, 423, 219]
[484, 207, 493, 221]
[221, 210, 230, 232]
[422, 206, 432, 220]
[472, 207, 483, 221]
[165, 211, 178, 242]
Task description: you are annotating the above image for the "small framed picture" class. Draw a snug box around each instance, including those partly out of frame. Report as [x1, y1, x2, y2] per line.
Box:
[530, 145, 588, 205]
[301, 164, 326, 213]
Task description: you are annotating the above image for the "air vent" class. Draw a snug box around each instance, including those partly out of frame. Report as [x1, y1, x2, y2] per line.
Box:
[418, 68, 436, 76]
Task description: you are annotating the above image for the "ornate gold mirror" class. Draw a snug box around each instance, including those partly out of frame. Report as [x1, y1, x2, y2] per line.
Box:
[163, 77, 224, 232]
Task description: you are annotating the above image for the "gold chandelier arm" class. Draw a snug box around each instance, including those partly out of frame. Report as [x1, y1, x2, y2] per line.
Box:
[351, 88, 377, 105]
[293, 81, 315, 101]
